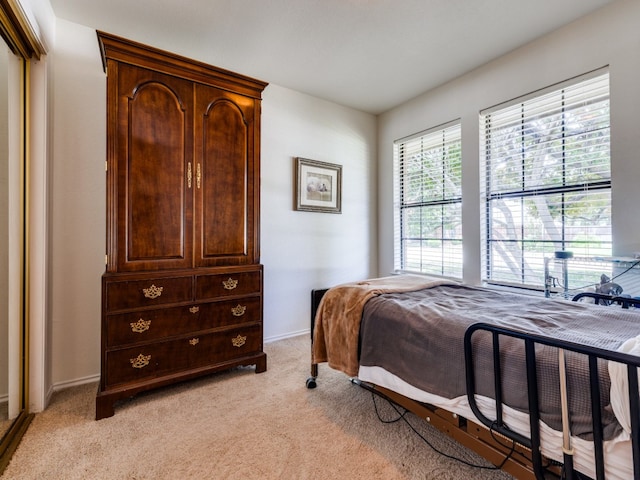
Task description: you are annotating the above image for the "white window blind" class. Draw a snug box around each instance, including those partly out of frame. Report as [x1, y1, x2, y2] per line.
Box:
[480, 70, 611, 288]
[394, 121, 462, 278]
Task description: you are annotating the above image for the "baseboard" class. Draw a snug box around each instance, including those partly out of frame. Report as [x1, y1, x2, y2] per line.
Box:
[52, 374, 101, 393]
[264, 329, 309, 343]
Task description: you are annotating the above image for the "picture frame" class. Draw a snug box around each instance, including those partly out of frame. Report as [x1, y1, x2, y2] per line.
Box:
[294, 157, 342, 214]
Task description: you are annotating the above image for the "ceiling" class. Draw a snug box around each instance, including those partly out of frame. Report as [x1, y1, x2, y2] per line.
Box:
[50, 0, 616, 114]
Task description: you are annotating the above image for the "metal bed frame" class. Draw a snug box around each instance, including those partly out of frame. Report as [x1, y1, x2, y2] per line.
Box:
[465, 321, 640, 479]
[465, 291, 640, 479]
[308, 287, 640, 479]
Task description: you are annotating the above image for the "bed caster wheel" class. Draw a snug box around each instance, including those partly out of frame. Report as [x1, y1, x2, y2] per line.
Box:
[306, 377, 317, 389]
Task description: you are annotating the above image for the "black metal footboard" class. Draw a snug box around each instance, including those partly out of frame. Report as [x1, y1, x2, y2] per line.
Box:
[464, 322, 640, 480]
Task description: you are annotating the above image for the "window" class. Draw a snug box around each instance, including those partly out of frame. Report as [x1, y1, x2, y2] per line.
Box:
[394, 121, 462, 278]
[480, 70, 610, 288]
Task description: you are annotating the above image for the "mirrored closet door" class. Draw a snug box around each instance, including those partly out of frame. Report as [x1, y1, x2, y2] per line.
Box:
[0, 27, 15, 442]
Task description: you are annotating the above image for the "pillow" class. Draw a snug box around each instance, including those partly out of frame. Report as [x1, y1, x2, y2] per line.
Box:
[608, 334, 640, 434]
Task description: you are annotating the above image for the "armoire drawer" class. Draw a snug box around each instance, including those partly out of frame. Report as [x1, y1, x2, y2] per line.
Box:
[195, 270, 261, 300]
[105, 275, 193, 311]
[106, 305, 203, 347]
[104, 324, 262, 387]
[198, 297, 262, 329]
[186, 324, 263, 369]
[104, 340, 190, 387]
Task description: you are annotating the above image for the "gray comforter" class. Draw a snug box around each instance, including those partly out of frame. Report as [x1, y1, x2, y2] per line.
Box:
[359, 284, 640, 440]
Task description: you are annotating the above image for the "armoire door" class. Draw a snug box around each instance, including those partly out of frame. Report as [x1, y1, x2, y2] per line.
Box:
[112, 63, 195, 272]
[193, 84, 259, 267]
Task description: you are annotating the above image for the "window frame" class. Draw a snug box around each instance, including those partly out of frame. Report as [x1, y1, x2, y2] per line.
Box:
[480, 69, 611, 289]
[393, 120, 463, 279]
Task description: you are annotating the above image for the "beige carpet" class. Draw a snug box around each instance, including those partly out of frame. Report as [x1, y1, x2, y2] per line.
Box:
[2, 335, 514, 479]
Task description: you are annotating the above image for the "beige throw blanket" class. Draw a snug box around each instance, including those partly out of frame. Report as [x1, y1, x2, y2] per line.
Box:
[312, 274, 457, 377]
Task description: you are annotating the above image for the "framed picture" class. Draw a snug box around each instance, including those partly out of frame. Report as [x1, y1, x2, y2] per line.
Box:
[294, 157, 342, 214]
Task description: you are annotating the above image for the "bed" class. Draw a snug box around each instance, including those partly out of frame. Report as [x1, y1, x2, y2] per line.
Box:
[308, 274, 640, 480]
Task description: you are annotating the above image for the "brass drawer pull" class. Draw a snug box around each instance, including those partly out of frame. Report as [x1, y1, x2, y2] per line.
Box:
[189, 338, 200, 346]
[130, 354, 151, 369]
[232, 334, 247, 348]
[143, 284, 163, 299]
[189, 306, 200, 314]
[130, 318, 151, 333]
[231, 305, 246, 317]
[222, 278, 238, 290]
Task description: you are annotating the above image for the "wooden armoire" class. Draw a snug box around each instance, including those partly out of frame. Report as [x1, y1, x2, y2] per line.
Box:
[95, 32, 268, 420]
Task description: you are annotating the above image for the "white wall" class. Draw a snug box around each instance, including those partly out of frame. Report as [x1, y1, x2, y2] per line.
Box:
[377, 0, 640, 284]
[50, 19, 105, 388]
[261, 85, 377, 340]
[48, 19, 378, 387]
